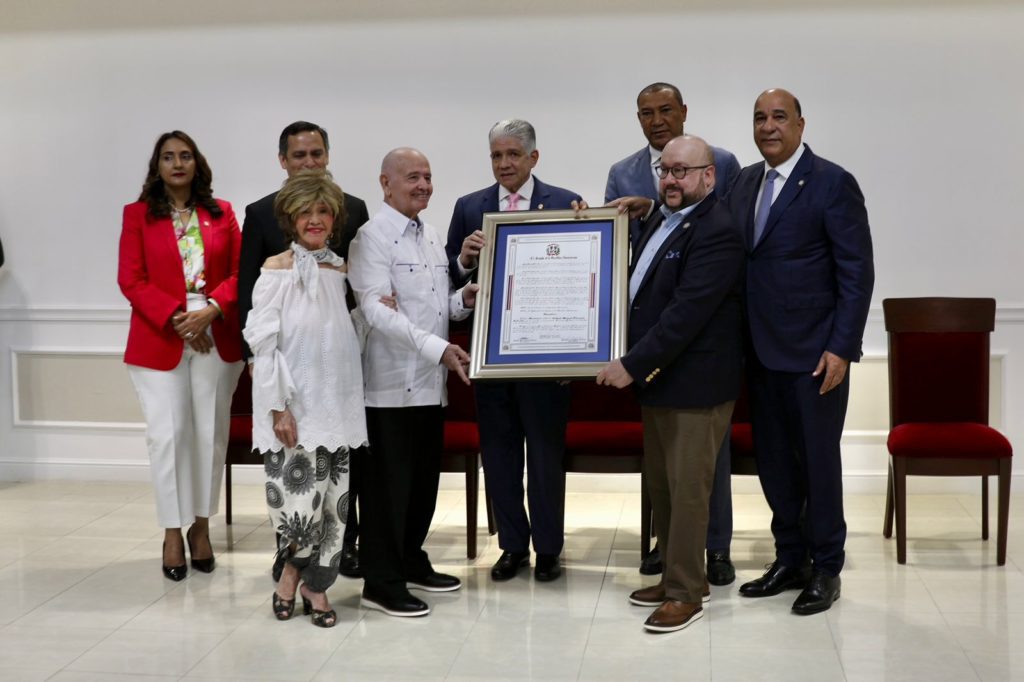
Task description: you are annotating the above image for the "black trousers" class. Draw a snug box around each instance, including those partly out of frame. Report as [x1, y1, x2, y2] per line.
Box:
[360, 405, 443, 599]
[343, 446, 363, 546]
[475, 381, 569, 555]
[749, 361, 850, 575]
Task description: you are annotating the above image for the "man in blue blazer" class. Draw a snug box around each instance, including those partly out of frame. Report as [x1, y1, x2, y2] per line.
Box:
[728, 89, 874, 615]
[605, 82, 742, 583]
[598, 135, 744, 632]
[446, 119, 582, 583]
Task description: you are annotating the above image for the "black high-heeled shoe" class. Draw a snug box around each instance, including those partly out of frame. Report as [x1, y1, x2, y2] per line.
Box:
[186, 527, 215, 573]
[301, 588, 337, 628]
[162, 540, 187, 582]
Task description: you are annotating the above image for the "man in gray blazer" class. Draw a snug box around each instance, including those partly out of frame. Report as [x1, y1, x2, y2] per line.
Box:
[605, 83, 740, 584]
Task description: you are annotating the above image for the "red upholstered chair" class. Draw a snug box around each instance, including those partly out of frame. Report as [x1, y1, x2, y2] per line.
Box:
[882, 297, 1013, 565]
[563, 381, 652, 559]
[224, 369, 258, 525]
[443, 329, 495, 560]
[730, 376, 758, 476]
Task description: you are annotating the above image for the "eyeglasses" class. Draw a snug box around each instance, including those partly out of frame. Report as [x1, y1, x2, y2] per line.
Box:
[656, 164, 711, 179]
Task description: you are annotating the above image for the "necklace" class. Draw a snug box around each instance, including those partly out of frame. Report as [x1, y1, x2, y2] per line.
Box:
[169, 204, 193, 214]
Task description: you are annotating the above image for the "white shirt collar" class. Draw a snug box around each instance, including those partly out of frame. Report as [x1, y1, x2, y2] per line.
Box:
[764, 143, 806, 181]
[498, 175, 535, 205]
[379, 202, 422, 236]
[648, 145, 663, 168]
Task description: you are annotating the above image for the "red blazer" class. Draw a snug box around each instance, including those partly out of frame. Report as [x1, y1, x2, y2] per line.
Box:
[118, 199, 242, 370]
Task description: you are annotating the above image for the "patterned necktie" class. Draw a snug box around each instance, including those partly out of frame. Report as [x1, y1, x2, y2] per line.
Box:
[753, 169, 780, 245]
[507, 192, 521, 211]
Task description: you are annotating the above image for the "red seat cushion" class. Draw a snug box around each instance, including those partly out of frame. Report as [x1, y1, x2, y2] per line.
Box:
[565, 421, 644, 454]
[730, 423, 754, 458]
[888, 422, 1012, 459]
[445, 421, 480, 453]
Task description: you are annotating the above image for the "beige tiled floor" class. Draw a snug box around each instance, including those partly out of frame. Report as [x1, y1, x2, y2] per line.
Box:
[1, 480, 1023, 681]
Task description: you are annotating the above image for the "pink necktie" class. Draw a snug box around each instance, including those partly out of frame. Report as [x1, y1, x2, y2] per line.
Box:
[507, 193, 521, 211]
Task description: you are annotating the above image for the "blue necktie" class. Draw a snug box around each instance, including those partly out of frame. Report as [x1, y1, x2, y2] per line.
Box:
[753, 169, 779, 245]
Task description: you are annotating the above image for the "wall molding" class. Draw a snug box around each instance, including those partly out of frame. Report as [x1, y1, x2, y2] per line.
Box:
[0, 305, 129, 323]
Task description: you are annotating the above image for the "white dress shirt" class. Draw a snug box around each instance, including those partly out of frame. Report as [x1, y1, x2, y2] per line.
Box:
[648, 145, 663, 194]
[755, 143, 806, 209]
[348, 203, 470, 408]
[498, 175, 534, 211]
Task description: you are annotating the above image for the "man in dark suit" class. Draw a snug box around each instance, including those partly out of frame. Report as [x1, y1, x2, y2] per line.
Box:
[728, 89, 874, 615]
[606, 82, 741, 584]
[446, 119, 582, 583]
[598, 135, 744, 632]
[238, 121, 370, 580]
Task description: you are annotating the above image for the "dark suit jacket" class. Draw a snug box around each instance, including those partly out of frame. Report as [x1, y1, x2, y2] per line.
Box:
[445, 176, 582, 285]
[238, 188, 369, 359]
[621, 192, 745, 409]
[726, 145, 874, 373]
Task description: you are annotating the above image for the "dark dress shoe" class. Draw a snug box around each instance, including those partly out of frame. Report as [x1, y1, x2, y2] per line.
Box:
[639, 545, 663, 575]
[407, 571, 461, 592]
[491, 551, 530, 582]
[739, 561, 812, 598]
[643, 600, 703, 633]
[361, 586, 430, 617]
[186, 527, 214, 573]
[792, 572, 841, 615]
[338, 542, 362, 578]
[706, 550, 735, 586]
[534, 553, 562, 582]
[162, 541, 186, 582]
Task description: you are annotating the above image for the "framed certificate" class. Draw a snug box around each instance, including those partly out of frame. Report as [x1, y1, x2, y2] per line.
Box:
[469, 207, 629, 380]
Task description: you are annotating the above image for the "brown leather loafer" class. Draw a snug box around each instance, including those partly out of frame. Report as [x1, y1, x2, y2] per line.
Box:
[630, 581, 710, 606]
[643, 600, 703, 633]
[629, 583, 665, 607]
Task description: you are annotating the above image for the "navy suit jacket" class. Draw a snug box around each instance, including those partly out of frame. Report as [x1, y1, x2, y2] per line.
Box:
[237, 188, 369, 359]
[445, 176, 582, 286]
[605, 145, 742, 204]
[621, 191, 745, 409]
[727, 145, 874, 373]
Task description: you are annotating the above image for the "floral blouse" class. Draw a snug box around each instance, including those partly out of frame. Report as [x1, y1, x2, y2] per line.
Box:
[172, 209, 206, 293]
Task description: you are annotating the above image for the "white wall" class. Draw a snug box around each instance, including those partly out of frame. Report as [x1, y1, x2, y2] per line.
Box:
[0, 2, 1021, 490]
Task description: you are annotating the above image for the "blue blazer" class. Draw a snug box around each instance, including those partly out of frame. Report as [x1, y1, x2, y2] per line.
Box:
[445, 176, 582, 284]
[726, 145, 874, 373]
[604, 145, 742, 204]
[621, 192, 745, 409]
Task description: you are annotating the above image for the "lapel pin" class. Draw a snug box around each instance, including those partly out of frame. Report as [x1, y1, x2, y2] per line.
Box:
[798, 180, 805, 187]
[682, 222, 691, 229]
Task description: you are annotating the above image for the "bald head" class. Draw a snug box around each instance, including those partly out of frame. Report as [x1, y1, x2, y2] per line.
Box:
[753, 88, 805, 167]
[658, 134, 716, 210]
[380, 147, 433, 219]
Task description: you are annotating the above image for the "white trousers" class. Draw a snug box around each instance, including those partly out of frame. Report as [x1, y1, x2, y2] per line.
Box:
[129, 341, 243, 529]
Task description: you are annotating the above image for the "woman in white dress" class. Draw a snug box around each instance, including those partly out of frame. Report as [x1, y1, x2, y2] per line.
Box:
[244, 170, 369, 628]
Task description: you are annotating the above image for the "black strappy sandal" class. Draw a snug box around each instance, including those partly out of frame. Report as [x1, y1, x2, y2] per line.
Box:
[301, 586, 337, 628]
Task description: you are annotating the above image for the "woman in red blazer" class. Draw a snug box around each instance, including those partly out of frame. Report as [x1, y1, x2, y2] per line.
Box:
[118, 131, 243, 581]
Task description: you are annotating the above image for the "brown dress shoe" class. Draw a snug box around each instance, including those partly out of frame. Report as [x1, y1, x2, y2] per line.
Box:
[629, 584, 665, 607]
[643, 600, 703, 633]
[630, 582, 710, 607]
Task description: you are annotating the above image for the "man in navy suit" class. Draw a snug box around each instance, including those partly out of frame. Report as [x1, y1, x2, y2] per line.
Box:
[237, 121, 370, 582]
[446, 119, 582, 583]
[605, 82, 741, 583]
[729, 89, 874, 615]
[598, 135, 744, 632]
